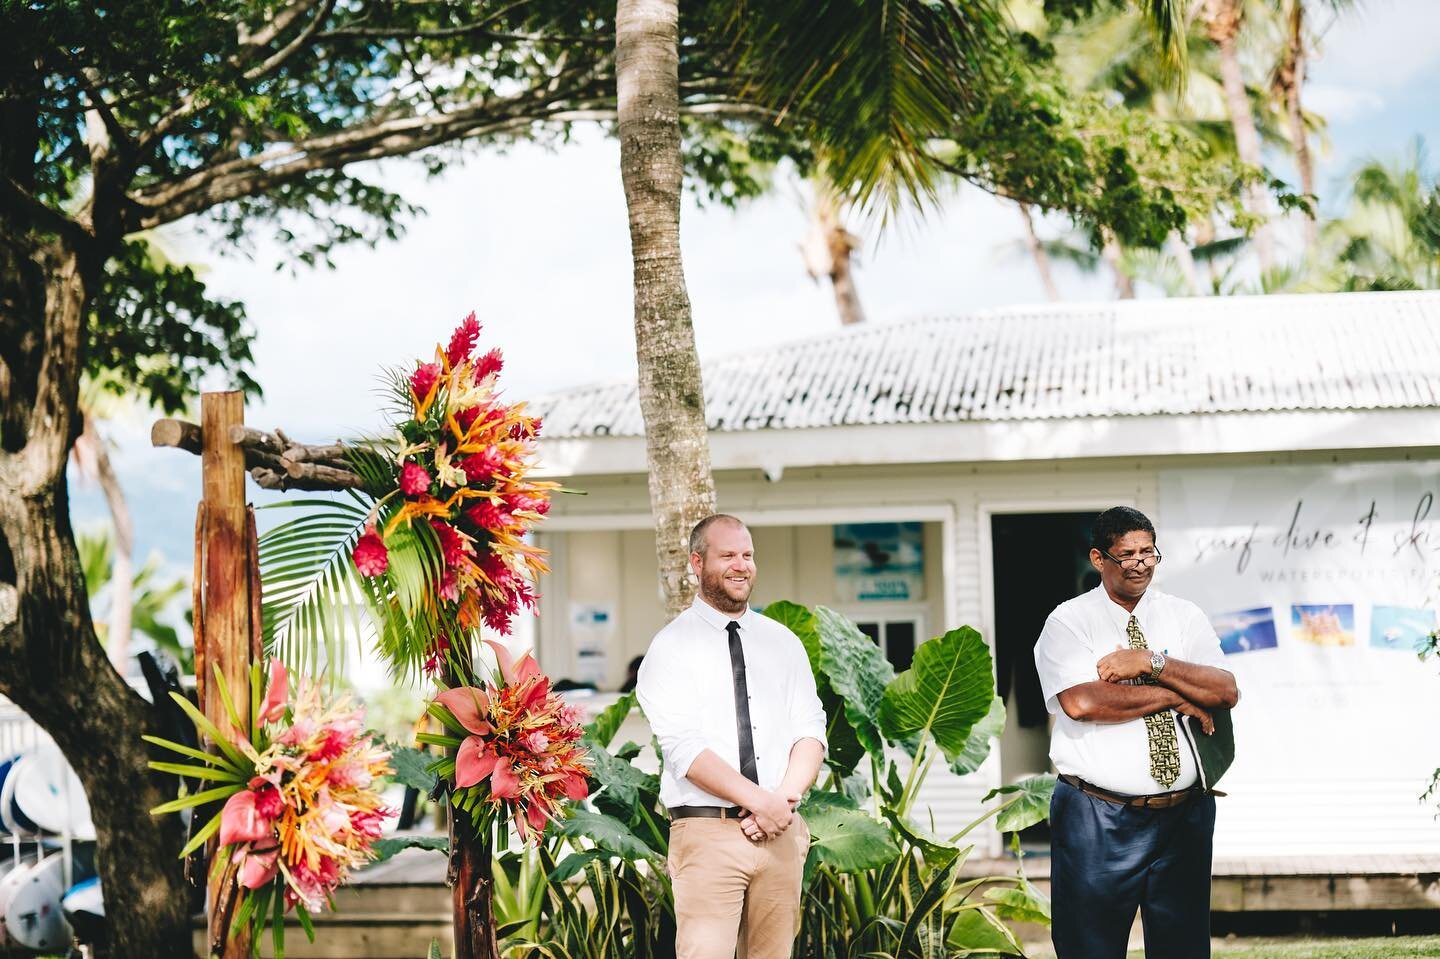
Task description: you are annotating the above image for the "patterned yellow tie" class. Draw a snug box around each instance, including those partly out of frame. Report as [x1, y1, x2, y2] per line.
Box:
[1127, 615, 1180, 788]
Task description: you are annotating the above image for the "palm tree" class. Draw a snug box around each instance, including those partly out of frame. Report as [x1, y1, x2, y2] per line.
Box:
[800, 182, 869, 324]
[1322, 140, 1440, 290]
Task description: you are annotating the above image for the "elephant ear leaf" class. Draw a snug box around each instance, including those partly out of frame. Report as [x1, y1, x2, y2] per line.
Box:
[878, 626, 994, 763]
[816, 605, 895, 758]
[950, 695, 1006, 777]
[767, 601, 867, 775]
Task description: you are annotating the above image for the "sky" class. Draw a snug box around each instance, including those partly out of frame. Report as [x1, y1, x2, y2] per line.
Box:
[71, 0, 1440, 589]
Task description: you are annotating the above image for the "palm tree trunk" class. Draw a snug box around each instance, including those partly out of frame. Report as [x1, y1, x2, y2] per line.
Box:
[1169, 231, 1202, 295]
[1101, 230, 1135, 299]
[617, 0, 717, 618]
[819, 197, 867, 325]
[0, 232, 193, 959]
[76, 413, 135, 667]
[1206, 0, 1275, 272]
[1279, 0, 1318, 253]
[1017, 202, 1060, 301]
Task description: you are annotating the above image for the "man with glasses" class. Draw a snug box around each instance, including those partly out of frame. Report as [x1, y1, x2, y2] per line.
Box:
[1034, 506, 1239, 959]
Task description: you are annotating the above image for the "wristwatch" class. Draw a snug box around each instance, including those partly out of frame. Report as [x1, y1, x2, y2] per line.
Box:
[1149, 651, 1166, 680]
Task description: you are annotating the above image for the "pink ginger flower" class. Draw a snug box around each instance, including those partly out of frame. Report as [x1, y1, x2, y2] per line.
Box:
[410, 361, 441, 401]
[447, 313, 481, 367]
[352, 527, 389, 577]
[399, 461, 431, 496]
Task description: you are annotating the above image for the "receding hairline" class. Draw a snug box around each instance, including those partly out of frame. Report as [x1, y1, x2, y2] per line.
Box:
[689, 514, 748, 557]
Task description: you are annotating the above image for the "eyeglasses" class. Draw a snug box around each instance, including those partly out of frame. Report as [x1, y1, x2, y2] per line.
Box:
[1100, 548, 1162, 570]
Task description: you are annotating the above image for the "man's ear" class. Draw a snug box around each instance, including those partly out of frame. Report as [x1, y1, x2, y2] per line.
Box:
[1088, 548, 1105, 573]
[689, 551, 703, 579]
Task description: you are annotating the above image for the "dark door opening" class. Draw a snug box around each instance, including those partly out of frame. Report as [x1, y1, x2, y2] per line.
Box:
[991, 511, 1097, 847]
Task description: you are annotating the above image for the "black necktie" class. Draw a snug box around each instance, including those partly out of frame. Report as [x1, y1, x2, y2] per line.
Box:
[726, 620, 759, 783]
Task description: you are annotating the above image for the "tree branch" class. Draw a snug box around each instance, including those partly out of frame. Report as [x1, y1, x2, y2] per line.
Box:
[0, 177, 91, 246]
[125, 70, 608, 231]
[243, 0, 338, 81]
[152, 419, 365, 491]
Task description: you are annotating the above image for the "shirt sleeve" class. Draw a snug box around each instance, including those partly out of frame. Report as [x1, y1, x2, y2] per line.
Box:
[785, 635, 829, 755]
[1034, 610, 1098, 715]
[1184, 604, 1229, 671]
[635, 634, 709, 780]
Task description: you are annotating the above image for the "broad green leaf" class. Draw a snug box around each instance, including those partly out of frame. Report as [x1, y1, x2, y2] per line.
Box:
[798, 791, 899, 873]
[950, 695, 1006, 777]
[388, 745, 439, 793]
[881, 806, 963, 869]
[985, 880, 1051, 926]
[947, 905, 1023, 955]
[584, 739, 658, 821]
[371, 834, 449, 863]
[553, 809, 659, 863]
[815, 605, 895, 758]
[549, 850, 604, 882]
[983, 774, 1057, 834]
[878, 626, 994, 763]
[583, 692, 636, 749]
[763, 600, 821, 673]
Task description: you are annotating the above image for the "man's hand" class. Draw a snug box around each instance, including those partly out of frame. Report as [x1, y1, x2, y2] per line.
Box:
[1096, 648, 1152, 683]
[741, 790, 794, 842]
[1173, 698, 1214, 735]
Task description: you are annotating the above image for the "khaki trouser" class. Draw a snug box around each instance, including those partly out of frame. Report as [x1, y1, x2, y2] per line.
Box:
[667, 815, 810, 959]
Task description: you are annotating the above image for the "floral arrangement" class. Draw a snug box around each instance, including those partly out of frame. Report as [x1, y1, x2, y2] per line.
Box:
[147, 661, 395, 953]
[422, 639, 591, 842]
[349, 312, 555, 673]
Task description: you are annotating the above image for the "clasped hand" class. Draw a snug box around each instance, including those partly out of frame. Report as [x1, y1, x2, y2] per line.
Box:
[739, 789, 800, 843]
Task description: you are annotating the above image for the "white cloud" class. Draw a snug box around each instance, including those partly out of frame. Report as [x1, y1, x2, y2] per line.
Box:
[1311, 0, 1440, 92]
[1304, 84, 1386, 123]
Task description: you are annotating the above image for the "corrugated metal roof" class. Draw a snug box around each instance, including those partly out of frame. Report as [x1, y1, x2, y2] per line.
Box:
[533, 291, 1440, 438]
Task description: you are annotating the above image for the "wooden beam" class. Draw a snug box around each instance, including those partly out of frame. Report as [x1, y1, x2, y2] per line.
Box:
[153, 417, 364, 491]
[199, 391, 253, 959]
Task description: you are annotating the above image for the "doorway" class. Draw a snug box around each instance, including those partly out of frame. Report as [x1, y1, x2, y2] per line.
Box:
[990, 512, 1097, 842]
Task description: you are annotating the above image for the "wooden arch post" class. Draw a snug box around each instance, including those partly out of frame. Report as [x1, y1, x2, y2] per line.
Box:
[196, 391, 256, 959]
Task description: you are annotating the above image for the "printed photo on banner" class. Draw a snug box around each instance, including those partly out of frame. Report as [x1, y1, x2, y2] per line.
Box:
[833, 522, 924, 602]
[1370, 605, 1437, 652]
[1212, 607, 1279, 655]
[1290, 603, 1356, 646]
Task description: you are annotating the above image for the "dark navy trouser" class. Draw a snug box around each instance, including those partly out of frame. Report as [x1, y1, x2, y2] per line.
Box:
[1050, 778, 1215, 959]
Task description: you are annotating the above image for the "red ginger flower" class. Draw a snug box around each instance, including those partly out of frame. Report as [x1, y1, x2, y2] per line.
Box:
[429, 519, 471, 568]
[399, 461, 431, 496]
[410, 361, 441, 401]
[472, 348, 504, 382]
[352, 528, 389, 577]
[467, 500, 514, 534]
[447, 313, 481, 368]
[460, 447, 505, 483]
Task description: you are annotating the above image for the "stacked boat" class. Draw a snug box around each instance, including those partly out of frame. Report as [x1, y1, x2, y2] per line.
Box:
[0, 741, 99, 955]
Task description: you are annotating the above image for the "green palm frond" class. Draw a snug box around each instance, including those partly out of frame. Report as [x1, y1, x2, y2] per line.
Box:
[259, 495, 375, 679]
[727, 0, 1007, 218]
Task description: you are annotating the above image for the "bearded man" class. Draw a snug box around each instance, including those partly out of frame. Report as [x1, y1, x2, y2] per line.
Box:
[636, 514, 826, 959]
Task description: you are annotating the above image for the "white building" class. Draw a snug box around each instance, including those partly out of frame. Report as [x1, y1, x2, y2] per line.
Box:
[529, 290, 1440, 858]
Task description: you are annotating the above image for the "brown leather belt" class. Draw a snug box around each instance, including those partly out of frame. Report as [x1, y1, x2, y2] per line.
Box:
[669, 805, 750, 820]
[1059, 774, 1197, 809]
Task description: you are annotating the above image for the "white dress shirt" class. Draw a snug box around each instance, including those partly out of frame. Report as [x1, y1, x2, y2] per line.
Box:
[1034, 585, 1228, 796]
[636, 597, 828, 808]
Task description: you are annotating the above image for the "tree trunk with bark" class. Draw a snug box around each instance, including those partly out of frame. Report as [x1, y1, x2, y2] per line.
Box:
[616, 0, 717, 618]
[1101, 230, 1135, 299]
[1017, 202, 1060, 302]
[803, 190, 868, 325]
[1204, 0, 1275, 273]
[0, 231, 192, 959]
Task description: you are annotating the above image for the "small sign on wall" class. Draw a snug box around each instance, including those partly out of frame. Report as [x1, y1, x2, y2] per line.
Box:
[569, 603, 614, 686]
[834, 522, 925, 602]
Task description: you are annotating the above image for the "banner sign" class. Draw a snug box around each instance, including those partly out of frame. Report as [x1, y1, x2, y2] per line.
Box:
[1158, 462, 1440, 853]
[834, 522, 925, 602]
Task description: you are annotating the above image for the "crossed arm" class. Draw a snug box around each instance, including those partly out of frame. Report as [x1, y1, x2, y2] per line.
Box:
[1057, 649, 1239, 733]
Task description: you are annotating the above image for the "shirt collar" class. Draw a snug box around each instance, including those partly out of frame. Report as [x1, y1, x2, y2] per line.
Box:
[690, 595, 755, 632]
[1098, 584, 1153, 623]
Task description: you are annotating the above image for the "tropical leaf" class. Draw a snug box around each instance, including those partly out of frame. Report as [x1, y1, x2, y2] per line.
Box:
[898, 855, 960, 958]
[257, 496, 372, 678]
[584, 692, 636, 749]
[982, 774, 1057, 834]
[388, 745, 438, 793]
[584, 740, 658, 824]
[553, 809, 660, 863]
[798, 790, 899, 874]
[815, 605, 895, 758]
[986, 880, 1051, 926]
[878, 626, 994, 763]
[949, 694, 1006, 777]
[766, 601, 867, 774]
[947, 904, 1023, 954]
[371, 834, 449, 863]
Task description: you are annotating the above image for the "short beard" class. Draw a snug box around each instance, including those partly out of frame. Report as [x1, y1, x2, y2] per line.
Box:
[700, 569, 750, 615]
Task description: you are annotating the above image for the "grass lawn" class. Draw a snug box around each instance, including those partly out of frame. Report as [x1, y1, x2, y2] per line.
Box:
[1122, 938, 1440, 958]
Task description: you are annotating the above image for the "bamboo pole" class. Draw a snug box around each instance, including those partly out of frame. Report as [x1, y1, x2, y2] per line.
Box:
[199, 391, 253, 959]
